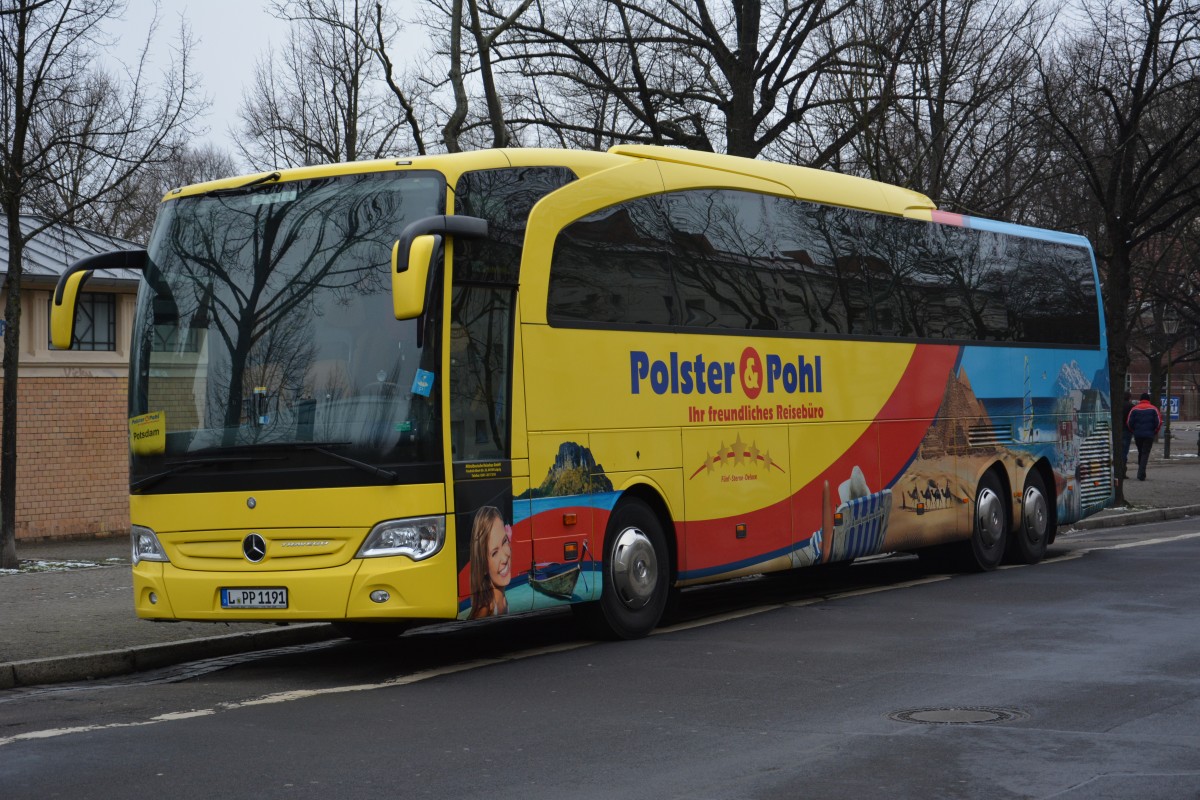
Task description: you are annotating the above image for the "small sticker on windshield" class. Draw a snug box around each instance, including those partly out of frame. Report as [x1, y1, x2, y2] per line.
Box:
[248, 189, 297, 205]
[412, 369, 434, 397]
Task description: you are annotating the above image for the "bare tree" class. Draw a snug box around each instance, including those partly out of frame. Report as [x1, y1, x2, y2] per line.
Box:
[85, 143, 239, 243]
[391, 0, 533, 153]
[1134, 222, 1200, 402]
[822, 0, 1052, 218]
[0, 0, 201, 569]
[501, 0, 911, 160]
[235, 0, 405, 168]
[373, 1, 429, 154]
[1036, 0, 1200, 501]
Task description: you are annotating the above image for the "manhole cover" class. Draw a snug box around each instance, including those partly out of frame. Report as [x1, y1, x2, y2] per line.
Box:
[888, 706, 1028, 725]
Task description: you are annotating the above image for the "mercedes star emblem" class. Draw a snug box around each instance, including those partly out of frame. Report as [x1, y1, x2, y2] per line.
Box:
[242, 533, 267, 563]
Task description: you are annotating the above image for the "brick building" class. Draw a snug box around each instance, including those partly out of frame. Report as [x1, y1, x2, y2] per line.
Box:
[0, 216, 140, 542]
[1123, 335, 1199, 421]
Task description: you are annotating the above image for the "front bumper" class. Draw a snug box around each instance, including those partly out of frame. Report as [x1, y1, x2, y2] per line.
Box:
[133, 550, 458, 622]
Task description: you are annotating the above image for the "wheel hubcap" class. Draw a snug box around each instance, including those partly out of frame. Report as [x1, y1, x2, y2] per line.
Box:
[976, 487, 1004, 548]
[1022, 486, 1048, 544]
[611, 526, 658, 609]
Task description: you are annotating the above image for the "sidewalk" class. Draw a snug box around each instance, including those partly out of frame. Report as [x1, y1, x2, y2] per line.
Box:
[0, 536, 340, 689]
[2, 432, 1198, 689]
[1077, 421, 1200, 528]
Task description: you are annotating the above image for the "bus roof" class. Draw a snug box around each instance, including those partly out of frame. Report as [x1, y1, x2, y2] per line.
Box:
[163, 146, 937, 220]
[608, 144, 937, 218]
[162, 147, 1091, 249]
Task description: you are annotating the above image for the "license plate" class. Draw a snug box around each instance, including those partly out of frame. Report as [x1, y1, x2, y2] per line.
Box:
[221, 587, 288, 609]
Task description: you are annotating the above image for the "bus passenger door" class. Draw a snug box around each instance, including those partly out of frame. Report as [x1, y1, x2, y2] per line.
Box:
[448, 282, 532, 617]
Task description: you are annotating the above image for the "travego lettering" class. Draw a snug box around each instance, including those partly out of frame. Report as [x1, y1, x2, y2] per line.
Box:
[631, 348, 823, 397]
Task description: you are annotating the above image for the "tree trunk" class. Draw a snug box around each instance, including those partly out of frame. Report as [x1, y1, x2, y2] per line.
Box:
[724, 0, 761, 158]
[1105, 241, 1135, 509]
[443, 0, 468, 153]
[467, 0, 509, 149]
[1, 207, 24, 569]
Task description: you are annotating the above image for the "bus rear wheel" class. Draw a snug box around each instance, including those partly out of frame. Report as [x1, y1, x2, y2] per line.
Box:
[581, 497, 669, 640]
[965, 470, 1008, 571]
[1007, 470, 1052, 565]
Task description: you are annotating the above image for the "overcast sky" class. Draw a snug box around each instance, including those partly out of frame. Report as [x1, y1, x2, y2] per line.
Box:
[100, 1, 285, 152]
[102, 0, 420, 157]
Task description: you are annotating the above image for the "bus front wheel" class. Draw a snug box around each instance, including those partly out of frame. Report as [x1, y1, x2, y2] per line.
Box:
[583, 497, 670, 640]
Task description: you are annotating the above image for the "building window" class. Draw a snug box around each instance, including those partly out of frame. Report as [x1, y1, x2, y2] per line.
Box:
[48, 292, 116, 351]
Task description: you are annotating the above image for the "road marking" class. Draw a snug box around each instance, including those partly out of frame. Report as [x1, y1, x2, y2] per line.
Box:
[1090, 530, 1200, 551]
[655, 574, 955, 634]
[0, 642, 591, 748]
[820, 574, 953, 599]
[657, 604, 786, 633]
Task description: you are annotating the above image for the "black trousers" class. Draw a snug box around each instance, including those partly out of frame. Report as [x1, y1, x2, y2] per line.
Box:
[1134, 436, 1154, 480]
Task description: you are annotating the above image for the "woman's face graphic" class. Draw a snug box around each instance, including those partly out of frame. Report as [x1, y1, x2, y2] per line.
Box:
[486, 517, 512, 588]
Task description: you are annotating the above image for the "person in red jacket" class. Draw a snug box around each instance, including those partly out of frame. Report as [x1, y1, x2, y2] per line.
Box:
[1126, 393, 1164, 481]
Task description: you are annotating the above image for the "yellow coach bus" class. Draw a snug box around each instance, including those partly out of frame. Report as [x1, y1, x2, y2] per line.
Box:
[52, 146, 1112, 639]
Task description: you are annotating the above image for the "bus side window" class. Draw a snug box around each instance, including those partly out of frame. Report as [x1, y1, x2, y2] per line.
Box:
[998, 235, 1099, 345]
[454, 167, 576, 285]
[771, 197, 846, 335]
[548, 196, 676, 327]
[668, 190, 779, 331]
[448, 286, 513, 461]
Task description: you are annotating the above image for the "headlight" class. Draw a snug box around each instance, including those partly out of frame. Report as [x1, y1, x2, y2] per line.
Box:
[131, 525, 169, 565]
[356, 515, 445, 561]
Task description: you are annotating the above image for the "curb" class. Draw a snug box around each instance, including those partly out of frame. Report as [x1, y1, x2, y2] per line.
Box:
[0, 622, 341, 690]
[1066, 504, 1200, 531]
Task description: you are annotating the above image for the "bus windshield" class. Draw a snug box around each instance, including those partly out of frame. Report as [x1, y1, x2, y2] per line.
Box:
[129, 169, 447, 493]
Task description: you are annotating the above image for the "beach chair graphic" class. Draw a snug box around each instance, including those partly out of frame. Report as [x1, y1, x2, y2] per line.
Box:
[828, 489, 892, 561]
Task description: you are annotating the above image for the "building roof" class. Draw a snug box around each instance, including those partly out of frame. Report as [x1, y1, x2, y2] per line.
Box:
[0, 215, 143, 284]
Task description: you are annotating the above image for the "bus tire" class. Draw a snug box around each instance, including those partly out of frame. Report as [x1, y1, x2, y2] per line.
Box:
[590, 497, 670, 640]
[1008, 470, 1052, 564]
[965, 470, 1008, 571]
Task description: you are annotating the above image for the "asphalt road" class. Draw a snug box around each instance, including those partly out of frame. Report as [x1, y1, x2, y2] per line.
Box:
[3, 519, 1200, 799]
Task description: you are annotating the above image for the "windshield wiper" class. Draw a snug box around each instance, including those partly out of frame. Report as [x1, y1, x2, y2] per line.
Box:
[204, 171, 282, 198]
[131, 455, 277, 492]
[297, 444, 399, 482]
[132, 442, 398, 491]
[206, 441, 399, 482]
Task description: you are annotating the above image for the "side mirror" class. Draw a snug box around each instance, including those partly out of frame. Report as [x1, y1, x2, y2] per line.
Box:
[51, 250, 147, 349]
[392, 234, 440, 320]
[391, 215, 489, 321]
